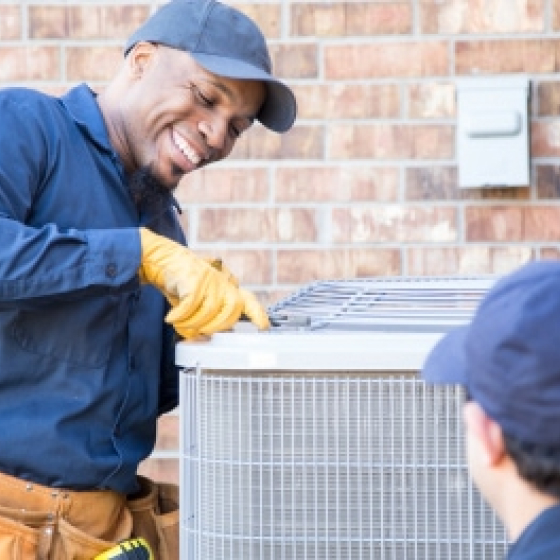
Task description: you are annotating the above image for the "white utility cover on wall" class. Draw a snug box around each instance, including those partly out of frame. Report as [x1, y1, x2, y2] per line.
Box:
[456, 75, 530, 188]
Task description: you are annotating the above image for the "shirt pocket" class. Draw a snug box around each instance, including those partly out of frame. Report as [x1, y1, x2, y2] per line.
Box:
[9, 295, 122, 369]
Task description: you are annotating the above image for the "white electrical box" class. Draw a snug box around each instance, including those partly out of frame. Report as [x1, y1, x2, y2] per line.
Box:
[456, 76, 530, 188]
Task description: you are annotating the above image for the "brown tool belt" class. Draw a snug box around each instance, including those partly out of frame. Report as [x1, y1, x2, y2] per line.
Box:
[0, 469, 132, 559]
[0, 470, 179, 559]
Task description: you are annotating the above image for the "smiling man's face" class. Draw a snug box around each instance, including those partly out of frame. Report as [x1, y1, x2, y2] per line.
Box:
[115, 42, 266, 190]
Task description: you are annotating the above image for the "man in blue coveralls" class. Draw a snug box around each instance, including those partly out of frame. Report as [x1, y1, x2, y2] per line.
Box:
[422, 260, 560, 559]
[0, 0, 296, 558]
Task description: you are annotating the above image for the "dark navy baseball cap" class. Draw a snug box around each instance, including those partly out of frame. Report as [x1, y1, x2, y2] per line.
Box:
[421, 260, 560, 447]
[125, 0, 296, 133]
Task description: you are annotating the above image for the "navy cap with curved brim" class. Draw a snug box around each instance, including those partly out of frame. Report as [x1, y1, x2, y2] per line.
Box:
[421, 261, 560, 447]
[125, 0, 296, 133]
[422, 326, 469, 385]
[421, 260, 560, 448]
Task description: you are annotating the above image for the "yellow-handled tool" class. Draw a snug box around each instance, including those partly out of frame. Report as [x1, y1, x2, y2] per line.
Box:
[93, 537, 153, 559]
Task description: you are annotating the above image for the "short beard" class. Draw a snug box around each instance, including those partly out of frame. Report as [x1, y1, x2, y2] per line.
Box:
[127, 166, 171, 211]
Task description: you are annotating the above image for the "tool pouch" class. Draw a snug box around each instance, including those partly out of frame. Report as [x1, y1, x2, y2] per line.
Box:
[127, 477, 179, 560]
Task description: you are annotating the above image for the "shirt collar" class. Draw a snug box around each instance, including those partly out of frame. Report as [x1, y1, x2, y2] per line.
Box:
[60, 83, 115, 155]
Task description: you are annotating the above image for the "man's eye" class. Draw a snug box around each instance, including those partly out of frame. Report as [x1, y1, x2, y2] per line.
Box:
[192, 85, 212, 107]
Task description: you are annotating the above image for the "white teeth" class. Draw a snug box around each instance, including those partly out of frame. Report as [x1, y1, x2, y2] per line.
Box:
[172, 130, 201, 165]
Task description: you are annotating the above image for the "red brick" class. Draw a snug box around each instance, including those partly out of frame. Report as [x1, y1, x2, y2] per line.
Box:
[332, 206, 457, 243]
[174, 167, 269, 204]
[464, 187, 530, 200]
[28, 6, 66, 38]
[553, 0, 560, 30]
[490, 248, 534, 272]
[0, 5, 20, 40]
[456, 40, 560, 74]
[411, 125, 455, 158]
[0, 46, 59, 81]
[408, 82, 455, 119]
[408, 247, 488, 276]
[406, 167, 531, 201]
[277, 249, 401, 284]
[466, 206, 524, 241]
[329, 124, 454, 160]
[29, 5, 149, 39]
[524, 207, 560, 240]
[275, 166, 398, 202]
[66, 46, 122, 82]
[420, 0, 544, 34]
[235, 4, 281, 39]
[197, 208, 317, 243]
[406, 167, 459, 200]
[531, 120, 560, 157]
[291, 3, 411, 37]
[325, 42, 448, 80]
[270, 43, 317, 79]
[537, 81, 560, 115]
[293, 83, 400, 120]
[536, 165, 560, 198]
[232, 125, 324, 160]
[345, 3, 412, 35]
[407, 246, 533, 276]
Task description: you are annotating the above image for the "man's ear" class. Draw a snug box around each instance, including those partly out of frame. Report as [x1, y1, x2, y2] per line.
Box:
[126, 41, 157, 79]
[463, 401, 506, 466]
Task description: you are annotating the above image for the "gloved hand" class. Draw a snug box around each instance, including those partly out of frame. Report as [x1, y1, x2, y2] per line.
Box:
[138, 228, 270, 339]
[204, 257, 239, 287]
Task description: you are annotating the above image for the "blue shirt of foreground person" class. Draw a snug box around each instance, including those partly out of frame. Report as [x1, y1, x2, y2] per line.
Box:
[421, 260, 560, 560]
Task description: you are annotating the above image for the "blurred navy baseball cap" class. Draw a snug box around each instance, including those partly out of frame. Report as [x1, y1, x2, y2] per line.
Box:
[421, 260, 560, 447]
[125, 0, 296, 133]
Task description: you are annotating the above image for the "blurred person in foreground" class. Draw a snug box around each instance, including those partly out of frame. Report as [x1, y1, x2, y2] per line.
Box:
[0, 0, 296, 558]
[421, 260, 560, 560]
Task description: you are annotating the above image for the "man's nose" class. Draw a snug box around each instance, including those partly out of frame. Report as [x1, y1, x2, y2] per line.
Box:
[198, 117, 229, 152]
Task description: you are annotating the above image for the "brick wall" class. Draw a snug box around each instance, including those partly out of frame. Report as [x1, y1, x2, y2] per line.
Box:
[175, 0, 560, 305]
[4, 0, 560, 483]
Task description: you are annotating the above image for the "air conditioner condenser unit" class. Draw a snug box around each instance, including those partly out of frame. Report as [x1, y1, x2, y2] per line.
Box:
[177, 276, 508, 559]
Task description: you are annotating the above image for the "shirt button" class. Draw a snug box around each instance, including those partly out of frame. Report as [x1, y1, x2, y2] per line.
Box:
[106, 263, 117, 278]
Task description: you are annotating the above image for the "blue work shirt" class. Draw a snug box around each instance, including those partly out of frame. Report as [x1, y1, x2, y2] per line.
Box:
[507, 503, 560, 559]
[0, 84, 184, 494]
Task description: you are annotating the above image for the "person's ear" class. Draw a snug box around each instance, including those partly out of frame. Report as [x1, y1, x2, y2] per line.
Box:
[126, 41, 157, 79]
[463, 401, 506, 466]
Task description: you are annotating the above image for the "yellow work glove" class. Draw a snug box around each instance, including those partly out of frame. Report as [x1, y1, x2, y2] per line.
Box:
[138, 228, 270, 339]
[204, 257, 239, 287]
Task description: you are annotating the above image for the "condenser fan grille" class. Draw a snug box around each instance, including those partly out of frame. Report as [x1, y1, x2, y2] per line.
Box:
[267, 277, 493, 332]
